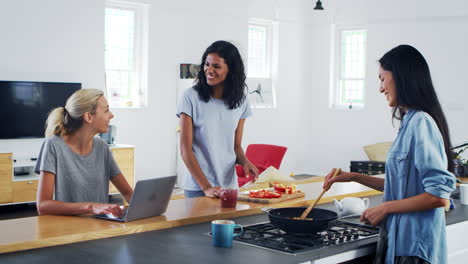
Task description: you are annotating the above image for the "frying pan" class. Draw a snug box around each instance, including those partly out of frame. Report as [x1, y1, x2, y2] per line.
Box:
[261, 207, 338, 234]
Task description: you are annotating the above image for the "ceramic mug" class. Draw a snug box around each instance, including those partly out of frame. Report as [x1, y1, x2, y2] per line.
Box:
[220, 188, 238, 208]
[333, 197, 370, 217]
[211, 220, 243, 248]
[460, 184, 468, 205]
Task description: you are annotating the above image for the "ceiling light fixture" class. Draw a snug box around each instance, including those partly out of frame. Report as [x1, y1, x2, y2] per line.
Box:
[314, 0, 324, 10]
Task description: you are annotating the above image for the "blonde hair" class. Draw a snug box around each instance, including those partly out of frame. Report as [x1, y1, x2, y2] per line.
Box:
[45, 89, 104, 137]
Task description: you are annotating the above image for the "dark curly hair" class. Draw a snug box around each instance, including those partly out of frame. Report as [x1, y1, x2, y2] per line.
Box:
[193, 40, 246, 109]
[379, 45, 453, 172]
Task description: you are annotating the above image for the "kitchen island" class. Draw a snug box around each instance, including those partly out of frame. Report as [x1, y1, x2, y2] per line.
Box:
[0, 177, 467, 263]
[1, 194, 467, 264]
[0, 179, 380, 254]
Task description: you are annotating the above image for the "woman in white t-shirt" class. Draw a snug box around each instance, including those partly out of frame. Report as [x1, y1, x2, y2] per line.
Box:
[36, 89, 133, 216]
[177, 40, 258, 198]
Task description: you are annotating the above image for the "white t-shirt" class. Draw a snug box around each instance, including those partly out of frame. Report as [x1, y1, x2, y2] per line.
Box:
[176, 87, 252, 190]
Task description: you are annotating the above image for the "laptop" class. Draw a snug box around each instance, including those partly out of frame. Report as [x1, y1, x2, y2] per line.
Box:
[94, 176, 177, 222]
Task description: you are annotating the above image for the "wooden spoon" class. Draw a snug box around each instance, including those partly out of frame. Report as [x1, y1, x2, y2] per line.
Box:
[299, 168, 341, 220]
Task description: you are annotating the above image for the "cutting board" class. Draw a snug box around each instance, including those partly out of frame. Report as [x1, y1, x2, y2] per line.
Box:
[237, 191, 305, 204]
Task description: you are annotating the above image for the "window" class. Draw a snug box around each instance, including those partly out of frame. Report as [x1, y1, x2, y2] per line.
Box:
[331, 29, 367, 109]
[248, 22, 271, 78]
[105, 0, 148, 108]
[247, 19, 276, 108]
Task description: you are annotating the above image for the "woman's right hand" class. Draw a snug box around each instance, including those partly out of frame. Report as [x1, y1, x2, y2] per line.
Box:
[89, 203, 124, 217]
[203, 186, 221, 198]
[323, 168, 355, 190]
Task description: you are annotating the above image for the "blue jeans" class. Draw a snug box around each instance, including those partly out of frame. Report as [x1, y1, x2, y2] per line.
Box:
[184, 190, 205, 198]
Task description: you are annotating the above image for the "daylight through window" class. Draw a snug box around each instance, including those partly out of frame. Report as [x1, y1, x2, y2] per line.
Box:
[335, 30, 366, 109]
[248, 23, 270, 78]
[105, 1, 148, 108]
[247, 19, 276, 108]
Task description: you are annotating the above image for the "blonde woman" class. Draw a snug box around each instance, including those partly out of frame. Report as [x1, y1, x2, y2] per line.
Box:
[35, 89, 133, 216]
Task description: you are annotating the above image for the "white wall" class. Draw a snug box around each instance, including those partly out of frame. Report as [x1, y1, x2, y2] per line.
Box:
[112, 1, 250, 179]
[1, 0, 467, 181]
[245, 0, 308, 174]
[0, 0, 105, 160]
[0, 0, 252, 180]
[301, 0, 468, 174]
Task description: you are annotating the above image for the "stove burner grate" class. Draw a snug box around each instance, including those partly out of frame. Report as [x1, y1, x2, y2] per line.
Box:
[232, 220, 379, 254]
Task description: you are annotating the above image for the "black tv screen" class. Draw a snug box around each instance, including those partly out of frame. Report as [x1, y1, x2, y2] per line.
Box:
[0, 81, 81, 139]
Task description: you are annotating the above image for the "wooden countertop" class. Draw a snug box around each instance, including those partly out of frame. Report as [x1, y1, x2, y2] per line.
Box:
[457, 177, 468, 184]
[0, 178, 381, 254]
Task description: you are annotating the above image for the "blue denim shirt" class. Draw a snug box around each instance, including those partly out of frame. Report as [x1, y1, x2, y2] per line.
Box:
[384, 109, 456, 264]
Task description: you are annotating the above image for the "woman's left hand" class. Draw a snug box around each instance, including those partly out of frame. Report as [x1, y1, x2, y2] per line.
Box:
[242, 161, 259, 182]
[360, 203, 388, 226]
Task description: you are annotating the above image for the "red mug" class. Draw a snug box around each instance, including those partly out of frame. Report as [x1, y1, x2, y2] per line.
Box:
[220, 188, 238, 208]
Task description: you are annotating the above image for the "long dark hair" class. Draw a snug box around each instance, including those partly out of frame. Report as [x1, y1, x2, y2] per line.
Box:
[379, 45, 453, 172]
[193, 40, 246, 109]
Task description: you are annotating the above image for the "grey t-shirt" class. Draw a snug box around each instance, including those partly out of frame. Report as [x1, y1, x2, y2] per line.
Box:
[176, 87, 252, 191]
[35, 135, 121, 203]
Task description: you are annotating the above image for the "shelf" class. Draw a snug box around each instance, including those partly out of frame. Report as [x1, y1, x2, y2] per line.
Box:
[13, 155, 37, 168]
[13, 174, 38, 182]
[110, 144, 134, 149]
[13, 164, 35, 181]
[13, 160, 37, 168]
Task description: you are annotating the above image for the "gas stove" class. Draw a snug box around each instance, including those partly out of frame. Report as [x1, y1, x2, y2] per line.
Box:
[232, 220, 379, 255]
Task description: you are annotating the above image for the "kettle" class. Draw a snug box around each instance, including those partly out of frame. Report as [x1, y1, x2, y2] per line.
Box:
[333, 197, 370, 217]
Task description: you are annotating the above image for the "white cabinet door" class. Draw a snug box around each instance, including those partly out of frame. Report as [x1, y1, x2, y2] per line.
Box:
[447, 220, 468, 263]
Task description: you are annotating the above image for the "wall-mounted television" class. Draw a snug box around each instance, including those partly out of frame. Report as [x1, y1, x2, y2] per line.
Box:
[0, 81, 81, 139]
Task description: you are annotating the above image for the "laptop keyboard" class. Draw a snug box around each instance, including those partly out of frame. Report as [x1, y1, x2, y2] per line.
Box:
[104, 208, 128, 220]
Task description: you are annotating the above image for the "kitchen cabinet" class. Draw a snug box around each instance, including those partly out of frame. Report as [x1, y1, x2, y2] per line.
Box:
[0, 153, 13, 203]
[447, 219, 468, 263]
[0, 145, 135, 205]
[109, 146, 135, 193]
[12, 180, 38, 203]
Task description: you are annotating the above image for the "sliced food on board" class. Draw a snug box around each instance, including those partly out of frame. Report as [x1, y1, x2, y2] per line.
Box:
[248, 182, 301, 199]
[249, 189, 281, 199]
[272, 182, 297, 194]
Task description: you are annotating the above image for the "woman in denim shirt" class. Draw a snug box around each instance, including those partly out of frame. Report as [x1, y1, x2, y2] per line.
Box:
[324, 45, 456, 264]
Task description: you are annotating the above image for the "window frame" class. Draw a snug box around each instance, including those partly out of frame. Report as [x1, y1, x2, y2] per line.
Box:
[330, 25, 367, 110]
[247, 18, 277, 109]
[247, 19, 273, 79]
[105, 0, 149, 108]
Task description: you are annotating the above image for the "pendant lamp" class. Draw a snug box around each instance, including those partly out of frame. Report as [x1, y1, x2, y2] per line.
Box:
[314, 0, 324, 10]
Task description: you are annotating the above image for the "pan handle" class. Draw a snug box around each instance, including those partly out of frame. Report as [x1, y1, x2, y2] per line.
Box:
[260, 207, 274, 213]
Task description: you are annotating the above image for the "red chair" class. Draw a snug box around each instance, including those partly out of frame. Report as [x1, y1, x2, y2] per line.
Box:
[236, 144, 288, 187]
